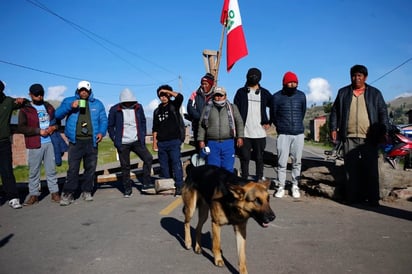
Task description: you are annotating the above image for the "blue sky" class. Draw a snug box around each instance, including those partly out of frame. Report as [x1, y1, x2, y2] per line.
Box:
[1, 0, 412, 117]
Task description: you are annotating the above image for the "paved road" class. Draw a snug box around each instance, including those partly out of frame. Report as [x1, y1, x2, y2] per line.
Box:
[1, 142, 411, 274]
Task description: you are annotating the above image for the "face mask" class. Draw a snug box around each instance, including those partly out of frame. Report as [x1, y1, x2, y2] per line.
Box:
[246, 75, 260, 86]
[213, 100, 226, 107]
[283, 86, 297, 95]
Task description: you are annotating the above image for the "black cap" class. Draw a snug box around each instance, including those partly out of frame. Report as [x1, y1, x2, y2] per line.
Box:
[29, 83, 45, 96]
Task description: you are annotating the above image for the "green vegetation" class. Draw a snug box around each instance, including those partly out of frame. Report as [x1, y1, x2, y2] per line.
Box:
[1, 138, 193, 184]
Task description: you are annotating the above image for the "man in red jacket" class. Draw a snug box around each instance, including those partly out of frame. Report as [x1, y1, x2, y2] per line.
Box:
[18, 84, 60, 205]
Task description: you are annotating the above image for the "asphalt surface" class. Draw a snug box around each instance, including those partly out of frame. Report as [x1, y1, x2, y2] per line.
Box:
[1, 143, 412, 274]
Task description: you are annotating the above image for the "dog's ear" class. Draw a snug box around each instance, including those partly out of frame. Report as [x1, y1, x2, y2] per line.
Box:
[261, 180, 271, 190]
[228, 185, 246, 200]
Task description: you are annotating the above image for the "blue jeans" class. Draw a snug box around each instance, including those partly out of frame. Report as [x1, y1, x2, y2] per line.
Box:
[28, 142, 58, 196]
[64, 139, 98, 194]
[207, 139, 235, 173]
[158, 139, 183, 187]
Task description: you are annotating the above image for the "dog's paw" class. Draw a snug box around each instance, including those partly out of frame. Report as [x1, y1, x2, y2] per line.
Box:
[194, 244, 202, 254]
[214, 258, 225, 267]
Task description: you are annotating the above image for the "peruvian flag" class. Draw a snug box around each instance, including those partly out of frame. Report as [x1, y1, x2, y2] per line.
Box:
[220, 0, 248, 72]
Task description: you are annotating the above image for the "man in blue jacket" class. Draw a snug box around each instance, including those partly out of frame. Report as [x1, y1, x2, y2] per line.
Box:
[55, 80, 108, 206]
[270, 71, 306, 199]
[108, 89, 153, 197]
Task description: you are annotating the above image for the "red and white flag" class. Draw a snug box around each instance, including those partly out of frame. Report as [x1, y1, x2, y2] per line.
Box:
[220, 0, 248, 72]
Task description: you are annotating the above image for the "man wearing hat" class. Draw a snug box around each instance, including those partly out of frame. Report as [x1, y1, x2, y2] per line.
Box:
[270, 71, 306, 198]
[55, 80, 107, 205]
[108, 88, 154, 197]
[234, 68, 272, 181]
[186, 73, 215, 151]
[198, 86, 244, 172]
[18, 83, 61, 205]
[0, 80, 26, 209]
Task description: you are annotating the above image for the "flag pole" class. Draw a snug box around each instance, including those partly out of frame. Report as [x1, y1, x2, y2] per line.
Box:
[214, 23, 226, 86]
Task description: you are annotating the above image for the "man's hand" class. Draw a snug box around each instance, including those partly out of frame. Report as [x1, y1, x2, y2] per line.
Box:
[96, 133, 103, 143]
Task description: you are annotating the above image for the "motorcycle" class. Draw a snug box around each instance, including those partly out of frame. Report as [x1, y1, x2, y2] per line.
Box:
[384, 124, 412, 169]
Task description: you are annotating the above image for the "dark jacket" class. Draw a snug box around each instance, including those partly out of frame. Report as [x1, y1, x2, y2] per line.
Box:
[0, 96, 25, 141]
[18, 101, 56, 149]
[233, 86, 272, 125]
[186, 88, 212, 123]
[270, 89, 307, 135]
[153, 93, 184, 142]
[108, 102, 147, 149]
[50, 132, 68, 166]
[329, 84, 389, 141]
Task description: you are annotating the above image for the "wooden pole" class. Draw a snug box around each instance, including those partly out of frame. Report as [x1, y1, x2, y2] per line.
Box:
[214, 24, 226, 86]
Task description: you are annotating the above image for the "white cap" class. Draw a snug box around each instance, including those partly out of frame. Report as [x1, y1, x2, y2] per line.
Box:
[77, 80, 91, 91]
[119, 88, 137, 103]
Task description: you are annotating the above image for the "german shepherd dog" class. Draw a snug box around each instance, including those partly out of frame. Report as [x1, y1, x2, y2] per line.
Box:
[182, 165, 276, 274]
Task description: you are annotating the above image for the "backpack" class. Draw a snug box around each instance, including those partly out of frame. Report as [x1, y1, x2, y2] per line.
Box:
[154, 104, 186, 142]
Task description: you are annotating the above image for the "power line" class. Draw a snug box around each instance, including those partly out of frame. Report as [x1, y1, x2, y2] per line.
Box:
[370, 57, 412, 84]
[25, 0, 179, 80]
[0, 59, 178, 87]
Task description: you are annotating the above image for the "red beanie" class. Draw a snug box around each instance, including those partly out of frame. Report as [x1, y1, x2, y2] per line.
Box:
[201, 73, 215, 86]
[283, 71, 298, 85]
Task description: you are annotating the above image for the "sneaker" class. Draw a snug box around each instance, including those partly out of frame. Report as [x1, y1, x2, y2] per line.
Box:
[142, 183, 155, 191]
[124, 192, 133, 198]
[174, 186, 182, 197]
[82, 192, 94, 201]
[8, 198, 22, 209]
[24, 195, 39, 206]
[60, 193, 74, 206]
[292, 186, 301, 198]
[274, 187, 285, 198]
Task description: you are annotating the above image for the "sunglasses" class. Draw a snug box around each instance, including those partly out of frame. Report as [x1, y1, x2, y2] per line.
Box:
[159, 92, 169, 97]
[214, 94, 225, 97]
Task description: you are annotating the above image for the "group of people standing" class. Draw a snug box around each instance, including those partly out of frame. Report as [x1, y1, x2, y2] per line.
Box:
[1, 63, 389, 209]
[187, 68, 306, 199]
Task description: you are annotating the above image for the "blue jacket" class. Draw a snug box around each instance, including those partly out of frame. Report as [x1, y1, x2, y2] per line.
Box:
[270, 89, 306, 135]
[108, 102, 147, 149]
[55, 91, 107, 147]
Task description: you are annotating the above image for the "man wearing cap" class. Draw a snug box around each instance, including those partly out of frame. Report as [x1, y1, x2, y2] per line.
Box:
[0, 80, 26, 209]
[270, 71, 306, 199]
[234, 68, 272, 181]
[55, 80, 107, 206]
[18, 84, 61, 205]
[186, 73, 215, 151]
[198, 86, 244, 172]
[108, 88, 154, 197]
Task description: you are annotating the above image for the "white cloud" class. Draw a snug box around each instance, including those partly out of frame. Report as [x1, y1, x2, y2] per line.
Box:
[145, 99, 160, 117]
[395, 92, 412, 99]
[306, 78, 332, 105]
[45, 85, 66, 102]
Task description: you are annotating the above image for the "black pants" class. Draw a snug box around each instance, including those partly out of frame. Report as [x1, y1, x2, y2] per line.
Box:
[64, 139, 98, 194]
[238, 137, 266, 180]
[343, 138, 380, 204]
[0, 139, 19, 200]
[118, 141, 153, 192]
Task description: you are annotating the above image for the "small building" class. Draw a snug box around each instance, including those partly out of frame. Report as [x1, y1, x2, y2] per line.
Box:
[310, 115, 327, 142]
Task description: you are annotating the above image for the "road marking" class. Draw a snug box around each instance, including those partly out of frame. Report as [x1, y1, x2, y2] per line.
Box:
[160, 197, 182, 215]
